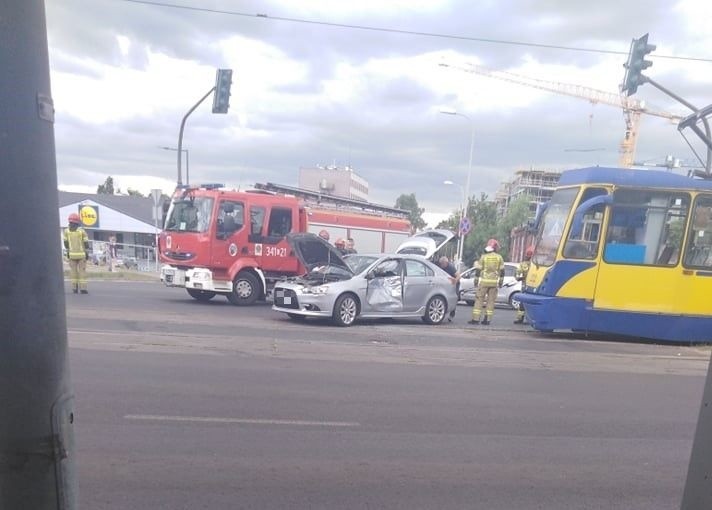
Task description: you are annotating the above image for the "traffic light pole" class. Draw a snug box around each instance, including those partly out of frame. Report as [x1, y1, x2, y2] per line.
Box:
[0, 1, 78, 508]
[176, 87, 215, 187]
[640, 75, 712, 176]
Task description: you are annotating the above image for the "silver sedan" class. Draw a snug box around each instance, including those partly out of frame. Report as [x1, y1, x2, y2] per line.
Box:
[273, 233, 458, 326]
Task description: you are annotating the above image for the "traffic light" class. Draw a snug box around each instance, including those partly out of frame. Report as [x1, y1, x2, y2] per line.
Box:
[212, 68, 233, 114]
[622, 33, 656, 96]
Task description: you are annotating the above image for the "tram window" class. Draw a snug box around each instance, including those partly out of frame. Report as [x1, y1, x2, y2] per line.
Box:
[563, 187, 607, 259]
[533, 187, 579, 266]
[684, 195, 712, 269]
[604, 190, 689, 267]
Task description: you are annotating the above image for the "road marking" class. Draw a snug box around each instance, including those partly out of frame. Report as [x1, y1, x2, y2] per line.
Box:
[124, 414, 360, 428]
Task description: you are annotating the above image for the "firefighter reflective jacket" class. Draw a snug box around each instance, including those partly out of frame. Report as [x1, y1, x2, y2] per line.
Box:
[516, 260, 531, 281]
[476, 252, 504, 287]
[64, 227, 89, 260]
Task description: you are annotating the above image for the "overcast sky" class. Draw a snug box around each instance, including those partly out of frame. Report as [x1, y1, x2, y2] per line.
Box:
[46, 0, 712, 226]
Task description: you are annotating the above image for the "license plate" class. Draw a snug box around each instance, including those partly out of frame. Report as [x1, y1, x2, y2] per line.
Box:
[283, 296, 291, 305]
[194, 283, 202, 289]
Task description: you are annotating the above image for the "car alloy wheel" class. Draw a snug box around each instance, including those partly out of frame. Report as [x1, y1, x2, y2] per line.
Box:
[333, 294, 358, 327]
[424, 295, 446, 324]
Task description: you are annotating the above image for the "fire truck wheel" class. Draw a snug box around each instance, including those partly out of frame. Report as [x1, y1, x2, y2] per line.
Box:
[228, 271, 261, 306]
[186, 288, 217, 302]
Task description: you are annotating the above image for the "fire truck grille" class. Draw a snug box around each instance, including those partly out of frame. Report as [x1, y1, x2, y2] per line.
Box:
[274, 288, 299, 309]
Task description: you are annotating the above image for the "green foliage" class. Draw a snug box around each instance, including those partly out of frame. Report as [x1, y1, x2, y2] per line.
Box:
[97, 176, 115, 195]
[442, 194, 533, 267]
[461, 193, 498, 266]
[126, 188, 144, 197]
[395, 193, 426, 232]
[495, 195, 531, 257]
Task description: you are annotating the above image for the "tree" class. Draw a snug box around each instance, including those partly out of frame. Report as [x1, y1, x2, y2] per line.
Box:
[461, 193, 498, 265]
[97, 176, 115, 195]
[126, 188, 144, 197]
[495, 195, 532, 257]
[395, 193, 426, 232]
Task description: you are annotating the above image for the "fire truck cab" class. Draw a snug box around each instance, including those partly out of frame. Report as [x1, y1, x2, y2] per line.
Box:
[159, 184, 307, 305]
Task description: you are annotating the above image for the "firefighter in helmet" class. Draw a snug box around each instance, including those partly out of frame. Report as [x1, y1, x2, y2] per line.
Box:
[63, 213, 90, 294]
[469, 238, 505, 325]
[513, 246, 534, 324]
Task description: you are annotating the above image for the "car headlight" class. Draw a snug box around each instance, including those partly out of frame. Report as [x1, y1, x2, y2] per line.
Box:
[302, 285, 329, 295]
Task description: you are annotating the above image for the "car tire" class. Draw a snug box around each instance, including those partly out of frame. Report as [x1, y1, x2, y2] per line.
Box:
[227, 271, 261, 306]
[465, 300, 475, 306]
[332, 293, 359, 327]
[423, 295, 447, 325]
[508, 291, 521, 309]
[287, 313, 307, 321]
[186, 288, 216, 302]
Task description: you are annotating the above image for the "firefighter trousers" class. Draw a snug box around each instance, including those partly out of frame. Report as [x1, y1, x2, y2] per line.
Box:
[68, 258, 87, 292]
[472, 285, 498, 321]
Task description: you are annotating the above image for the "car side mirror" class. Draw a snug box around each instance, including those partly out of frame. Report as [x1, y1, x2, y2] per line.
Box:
[365, 271, 375, 280]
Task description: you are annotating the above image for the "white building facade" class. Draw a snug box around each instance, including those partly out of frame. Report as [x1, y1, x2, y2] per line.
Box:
[298, 165, 369, 201]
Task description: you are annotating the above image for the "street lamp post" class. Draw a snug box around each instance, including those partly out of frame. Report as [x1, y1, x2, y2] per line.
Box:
[161, 146, 190, 185]
[440, 108, 475, 264]
[444, 180, 465, 267]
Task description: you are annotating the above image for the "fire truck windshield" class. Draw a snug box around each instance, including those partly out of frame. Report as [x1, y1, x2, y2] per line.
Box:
[164, 197, 214, 233]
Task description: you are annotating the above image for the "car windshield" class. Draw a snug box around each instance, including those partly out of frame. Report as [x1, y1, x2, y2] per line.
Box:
[344, 255, 380, 274]
[397, 246, 428, 256]
[164, 197, 214, 233]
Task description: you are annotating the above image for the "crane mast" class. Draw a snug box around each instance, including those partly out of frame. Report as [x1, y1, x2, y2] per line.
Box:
[441, 62, 681, 167]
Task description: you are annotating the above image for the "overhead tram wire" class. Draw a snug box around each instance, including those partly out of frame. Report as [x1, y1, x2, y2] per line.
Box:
[115, 0, 712, 64]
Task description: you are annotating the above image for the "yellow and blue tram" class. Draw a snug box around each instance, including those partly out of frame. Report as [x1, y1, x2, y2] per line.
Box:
[519, 166, 712, 343]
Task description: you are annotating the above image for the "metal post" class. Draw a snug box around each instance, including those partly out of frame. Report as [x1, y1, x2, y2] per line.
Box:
[644, 76, 712, 175]
[0, 2, 78, 508]
[185, 149, 190, 186]
[177, 88, 215, 187]
[681, 355, 712, 508]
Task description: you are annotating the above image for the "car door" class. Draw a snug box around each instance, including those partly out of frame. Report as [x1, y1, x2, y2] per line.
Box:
[498, 263, 519, 304]
[459, 267, 477, 294]
[403, 259, 434, 312]
[364, 259, 403, 314]
[211, 199, 246, 268]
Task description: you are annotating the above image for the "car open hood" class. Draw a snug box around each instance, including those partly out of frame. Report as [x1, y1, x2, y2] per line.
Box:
[286, 233, 353, 275]
[395, 229, 456, 258]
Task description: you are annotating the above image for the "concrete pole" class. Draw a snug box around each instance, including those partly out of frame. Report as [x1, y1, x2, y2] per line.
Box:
[0, 2, 78, 508]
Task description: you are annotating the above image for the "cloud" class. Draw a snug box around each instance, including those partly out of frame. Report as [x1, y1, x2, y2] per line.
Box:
[46, 0, 712, 216]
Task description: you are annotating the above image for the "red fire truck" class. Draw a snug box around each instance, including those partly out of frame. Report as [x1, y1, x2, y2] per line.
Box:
[158, 183, 411, 305]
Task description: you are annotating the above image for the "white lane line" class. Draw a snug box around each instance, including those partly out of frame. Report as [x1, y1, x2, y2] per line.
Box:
[124, 414, 360, 428]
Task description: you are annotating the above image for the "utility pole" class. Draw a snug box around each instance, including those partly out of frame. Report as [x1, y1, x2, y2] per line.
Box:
[0, 2, 78, 509]
[176, 69, 233, 187]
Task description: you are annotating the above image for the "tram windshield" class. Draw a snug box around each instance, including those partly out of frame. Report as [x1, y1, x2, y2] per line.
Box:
[533, 187, 579, 266]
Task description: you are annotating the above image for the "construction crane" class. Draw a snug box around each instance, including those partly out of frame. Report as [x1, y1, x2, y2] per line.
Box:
[440, 62, 683, 167]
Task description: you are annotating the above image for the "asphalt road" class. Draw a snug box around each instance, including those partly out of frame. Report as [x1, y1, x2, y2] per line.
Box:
[66, 281, 711, 509]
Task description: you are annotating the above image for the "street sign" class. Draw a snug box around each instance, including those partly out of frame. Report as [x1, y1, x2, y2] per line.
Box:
[459, 217, 471, 235]
[150, 188, 162, 207]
